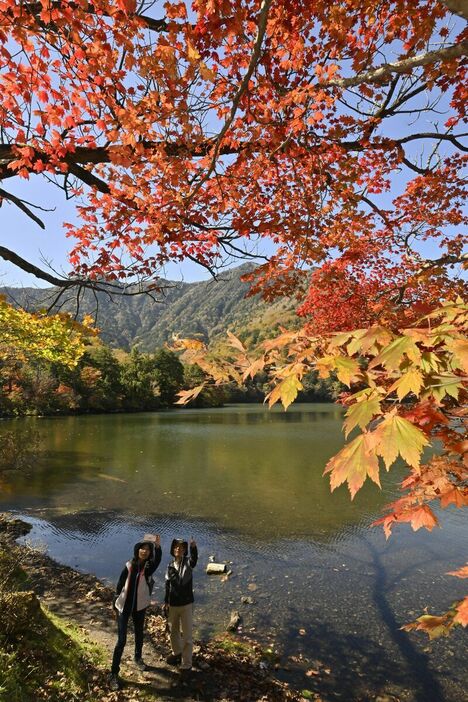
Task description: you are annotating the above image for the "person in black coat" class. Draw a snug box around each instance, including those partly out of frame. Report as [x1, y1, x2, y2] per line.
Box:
[164, 537, 198, 672]
[109, 535, 161, 691]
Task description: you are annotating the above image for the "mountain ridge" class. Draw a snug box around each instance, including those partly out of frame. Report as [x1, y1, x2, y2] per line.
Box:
[1, 264, 297, 351]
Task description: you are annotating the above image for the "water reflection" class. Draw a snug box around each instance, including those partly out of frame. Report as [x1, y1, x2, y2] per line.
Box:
[2, 405, 467, 699]
[1, 404, 388, 539]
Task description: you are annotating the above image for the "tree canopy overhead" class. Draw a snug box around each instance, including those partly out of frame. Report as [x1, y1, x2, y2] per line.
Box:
[0, 0, 466, 316]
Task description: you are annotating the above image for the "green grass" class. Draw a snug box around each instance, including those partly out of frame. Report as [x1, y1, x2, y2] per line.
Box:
[46, 610, 106, 667]
[212, 634, 257, 657]
[0, 547, 106, 702]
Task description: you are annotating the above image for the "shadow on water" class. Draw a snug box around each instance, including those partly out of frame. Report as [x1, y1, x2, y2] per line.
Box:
[279, 606, 444, 702]
[366, 538, 445, 702]
[271, 536, 451, 702]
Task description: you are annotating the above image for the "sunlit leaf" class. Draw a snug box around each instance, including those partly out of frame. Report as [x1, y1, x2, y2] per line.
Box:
[388, 367, 424, 400]
[373, 412, 429, 470]
[369, 336, 421, 371]
[334, 356, 361, 386]
[324, 432, 380, 498]
[175, 384, 205, 404]
[267, 374, 303, 410]
[343, 392, 382, 437]
[454, 597, 468, 627]
[428, 374, 463, 402]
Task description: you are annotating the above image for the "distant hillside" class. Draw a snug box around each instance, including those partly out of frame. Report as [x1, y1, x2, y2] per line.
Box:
[1, 264, 298, 351]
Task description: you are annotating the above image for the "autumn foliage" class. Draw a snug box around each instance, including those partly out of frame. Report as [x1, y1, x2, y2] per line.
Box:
[174, 300, 468, 635]
[0, 0, 466, 306]
[0, 296, 92, 367]
[0, 0, 467, 638]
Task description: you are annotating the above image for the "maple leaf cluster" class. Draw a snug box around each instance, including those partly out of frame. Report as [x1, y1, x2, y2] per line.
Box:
[174, 299, 468, 634]
[0, 0, 466, 310]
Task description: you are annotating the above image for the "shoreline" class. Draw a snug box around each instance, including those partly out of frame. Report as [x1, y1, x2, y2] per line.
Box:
[0, 513, 302, 702]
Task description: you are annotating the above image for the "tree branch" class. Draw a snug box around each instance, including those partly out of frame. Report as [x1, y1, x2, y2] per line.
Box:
[0, 245, 166, 296]
[396, 132, 468, 152]
[0, 246, 74, 286]
[186, 0, 273, 201]
[0, 140, 242, 180]
[67, 164, 111, 193]
[5, 2, 168, 32]
[324, 42, 468, 88]
[437, 0, 468, 21]
[0, 188, 45, 228]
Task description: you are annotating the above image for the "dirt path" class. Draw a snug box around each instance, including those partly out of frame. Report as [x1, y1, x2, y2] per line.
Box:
[1, 515, 300, 702]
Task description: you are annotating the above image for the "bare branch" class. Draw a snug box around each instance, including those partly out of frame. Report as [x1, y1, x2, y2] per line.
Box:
[0, 245, 167, 297]
[324, 42, 468, 88]
[0, 246, 73, 286]
[0, 188, 45, 228]
[397, 132, 468, 152]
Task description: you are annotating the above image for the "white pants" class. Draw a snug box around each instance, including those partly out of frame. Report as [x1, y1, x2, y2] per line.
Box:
[168, 604, 193, 669]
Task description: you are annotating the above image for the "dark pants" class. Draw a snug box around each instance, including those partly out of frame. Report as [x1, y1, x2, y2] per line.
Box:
[111, 607, 146, 674]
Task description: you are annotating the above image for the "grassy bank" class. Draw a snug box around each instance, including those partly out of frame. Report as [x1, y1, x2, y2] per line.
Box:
[0, 547, 106, 702]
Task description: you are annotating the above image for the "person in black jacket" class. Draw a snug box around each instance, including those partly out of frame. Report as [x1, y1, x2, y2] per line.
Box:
[164, 537, 198, 672]
[109, 535, 161, 691]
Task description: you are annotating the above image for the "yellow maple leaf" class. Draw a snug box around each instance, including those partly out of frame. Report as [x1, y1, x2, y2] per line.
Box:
[334, 356, 361, 387]
[347, 326, 394, 355]
[343, 391, 382, 437]
[402, 614, 452, 639]
[369, 335, 421, 371]
[445, 338, 468, 374]
[372, 412, 429, 470]
[175, 384, 205, 405]
[388, 367, 424, 400]
[187, 41, 201, 62]
[429, 374, 463, 402]
[323, 432, 380, 499]
[267, 374, 303, 410]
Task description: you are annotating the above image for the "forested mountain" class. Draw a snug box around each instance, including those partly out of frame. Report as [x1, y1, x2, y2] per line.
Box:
[1, 264, 297, 351]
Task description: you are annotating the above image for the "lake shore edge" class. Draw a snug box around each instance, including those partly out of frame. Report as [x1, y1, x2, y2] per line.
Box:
[0, 512, 304, 702]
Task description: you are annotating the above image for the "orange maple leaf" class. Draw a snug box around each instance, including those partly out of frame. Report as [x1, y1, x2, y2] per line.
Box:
[454, 597, 468, 627]
[447, 564, 468, 579]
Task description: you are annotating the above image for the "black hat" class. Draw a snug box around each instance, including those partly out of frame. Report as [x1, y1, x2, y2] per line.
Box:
[170, 538, 188, 556]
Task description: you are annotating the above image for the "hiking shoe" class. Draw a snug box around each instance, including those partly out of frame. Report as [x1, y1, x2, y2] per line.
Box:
[108, 673, 120, 691]
[166, 653, 182, 665]
[135, 657, 147, 671]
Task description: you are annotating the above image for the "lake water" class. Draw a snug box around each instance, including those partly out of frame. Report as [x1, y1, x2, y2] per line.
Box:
[0, 405, 466, 701]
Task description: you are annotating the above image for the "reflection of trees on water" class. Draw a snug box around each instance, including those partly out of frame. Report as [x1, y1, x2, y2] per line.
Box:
[0, 407, 388, 539]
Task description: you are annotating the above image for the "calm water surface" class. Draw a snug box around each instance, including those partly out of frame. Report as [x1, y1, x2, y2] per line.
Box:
[0, 405, 466, 702]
